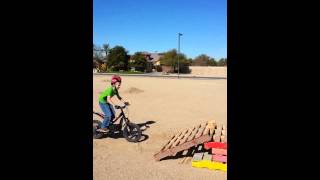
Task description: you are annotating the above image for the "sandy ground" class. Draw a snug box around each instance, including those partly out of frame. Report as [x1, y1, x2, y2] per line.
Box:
[189, 66, 227, 77]
[93, 72, 227, 180]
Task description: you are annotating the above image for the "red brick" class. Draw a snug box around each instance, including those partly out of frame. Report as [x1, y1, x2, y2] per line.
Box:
[204, 142, 227, 149]
[212, 155, 227, 163]
[212, 148, 227, 155]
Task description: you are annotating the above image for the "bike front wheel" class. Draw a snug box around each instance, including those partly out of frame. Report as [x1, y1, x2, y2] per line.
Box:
[123, 122, 142, 143]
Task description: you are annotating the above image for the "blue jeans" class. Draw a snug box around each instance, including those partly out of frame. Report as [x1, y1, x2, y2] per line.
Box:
[99, 102, 115, 128]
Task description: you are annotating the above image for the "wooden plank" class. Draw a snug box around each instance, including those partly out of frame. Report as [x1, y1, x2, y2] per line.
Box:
[196, 144, 203, 152]
[162, 130, 184, 151]
[169, 134, 211, 156]
[184, 157, 192, 164]
[216, 124, 222, 132]
[222, 134, 227, 143]
[187, 124, 201, 141]
[206, 121, 214, 131]
[220, 135, 227, 143]
[162, 131, 184, 149]
[160, 133, 178, 151]
[206, 121, 216, 142]
[178, 126, 196, 145]
[182, 149, 189, 156]
[215, 129, 222, 136]
[213, 135, 221, 142]
[171, 128, 192, 148]
[154, 134, 212, 161]
[188, 147, 196, 156]
[208, 120, 215, 125]
[209, 128, 215, 136]
[179, 147, 195, 164]
[221, 126, 227, 142]
[208, 120, 216, 129]
[221, 130, 226, 136]
[213, 125, 222, 142]
[161, 134, 179, 151]
[154, 150, 172, 161]
[195, 122, 207, 139]
[202, 124, 211, 136]
[179, 157, 188, 164]
[170, 133, 202, 156]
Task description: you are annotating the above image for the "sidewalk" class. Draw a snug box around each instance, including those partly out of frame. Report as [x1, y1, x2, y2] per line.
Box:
[93, 72, 227, 80]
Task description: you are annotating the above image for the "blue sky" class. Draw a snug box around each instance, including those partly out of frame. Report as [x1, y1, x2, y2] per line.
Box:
[93, 0, 226, 59]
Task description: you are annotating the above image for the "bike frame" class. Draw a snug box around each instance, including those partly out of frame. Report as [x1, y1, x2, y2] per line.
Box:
[93, 105, 130, 129]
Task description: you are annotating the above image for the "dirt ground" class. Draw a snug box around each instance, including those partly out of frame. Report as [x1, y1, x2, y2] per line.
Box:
[189, 66, 227, 77]
[93, 70, 227, 180]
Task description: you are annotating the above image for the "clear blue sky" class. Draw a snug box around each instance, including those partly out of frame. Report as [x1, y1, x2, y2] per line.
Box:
[93, 0, 226, 59]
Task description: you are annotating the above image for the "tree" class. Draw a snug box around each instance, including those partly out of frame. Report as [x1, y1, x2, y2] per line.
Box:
[159, 49, 189, 72]
[106, 46, 129, 71]
[218, 58, 227, 66]
[93, 44, 103, 60]
[93, 44, 104, 69]
[102, 44, 110, 62]
[129, 52, 147, 72]
[193, 54, 212, 66]
[208, 58, 217, 66]
[187, 58, 193, 66]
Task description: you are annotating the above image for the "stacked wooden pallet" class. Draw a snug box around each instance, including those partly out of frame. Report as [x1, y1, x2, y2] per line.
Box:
[154, 121, 216, 161]
[191, 124, 227, 171]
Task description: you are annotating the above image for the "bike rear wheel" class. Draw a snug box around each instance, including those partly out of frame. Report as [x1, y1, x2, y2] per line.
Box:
[123, 122, 142, 143]
[93, 113, 104, 139]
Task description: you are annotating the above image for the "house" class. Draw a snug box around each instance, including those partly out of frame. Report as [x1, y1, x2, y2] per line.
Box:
[129, 52, 165, 72]
[129, 52, 164, 65]
[143, 52, 164, 66]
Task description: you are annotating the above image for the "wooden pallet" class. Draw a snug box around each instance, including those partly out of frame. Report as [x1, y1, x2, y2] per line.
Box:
[212, 123, 227, 143]
[202, 123, 227, 164]
[178, 146, 197, 164]
[178, 143, 208, 165]
[205, 124, 227, 149]
[154, 121, 215, 161]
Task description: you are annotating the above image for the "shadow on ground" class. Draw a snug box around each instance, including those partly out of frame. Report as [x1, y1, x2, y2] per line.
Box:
[98, 120, 156, 143]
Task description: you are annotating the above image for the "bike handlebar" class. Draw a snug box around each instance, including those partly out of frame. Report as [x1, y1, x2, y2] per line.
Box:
[115, 104, 129, 109]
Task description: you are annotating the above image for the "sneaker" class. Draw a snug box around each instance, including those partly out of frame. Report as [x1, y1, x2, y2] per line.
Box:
[96, 128, 109, 133]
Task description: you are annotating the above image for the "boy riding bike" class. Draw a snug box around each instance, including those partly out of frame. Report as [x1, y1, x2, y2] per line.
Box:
[97, 75, 129, 133]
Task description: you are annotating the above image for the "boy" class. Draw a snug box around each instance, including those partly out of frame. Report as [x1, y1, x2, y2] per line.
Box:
[97, 75, 128, 133]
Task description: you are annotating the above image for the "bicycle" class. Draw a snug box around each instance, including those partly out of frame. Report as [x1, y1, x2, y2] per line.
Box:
[93, 103, 142, 143]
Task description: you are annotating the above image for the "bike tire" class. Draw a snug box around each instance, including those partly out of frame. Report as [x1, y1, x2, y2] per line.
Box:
[93, 120, 104, 139]
[123, 122, 142, 143]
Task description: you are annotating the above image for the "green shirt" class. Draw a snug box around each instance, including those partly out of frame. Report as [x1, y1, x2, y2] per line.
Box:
[99, 86, 117, 103]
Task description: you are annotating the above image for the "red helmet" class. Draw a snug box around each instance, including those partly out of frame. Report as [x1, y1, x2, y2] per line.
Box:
[111, 75, 121, 84]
